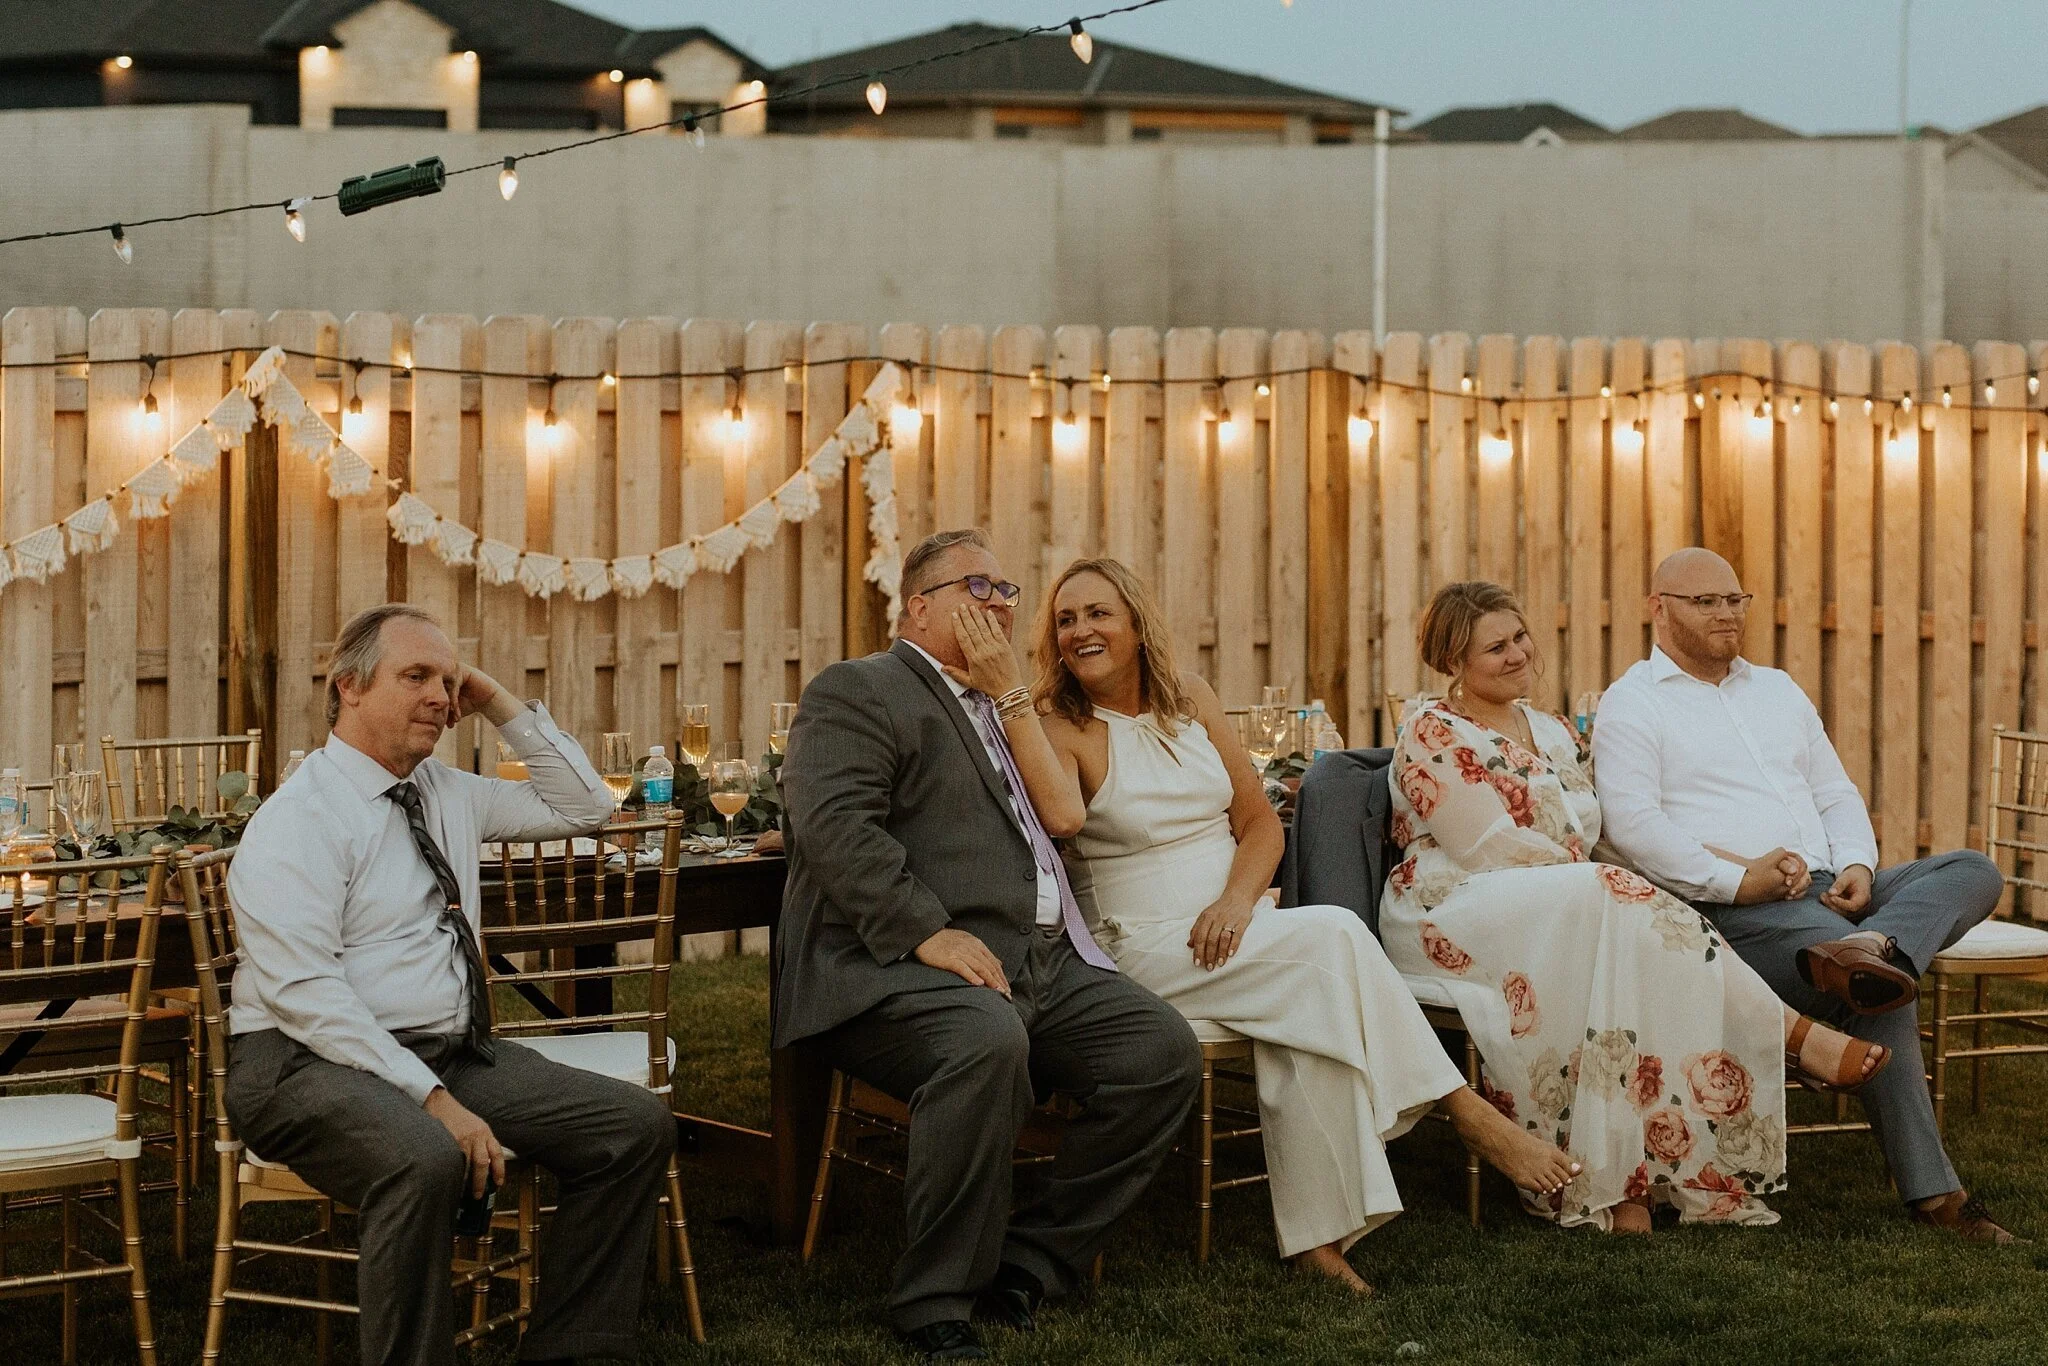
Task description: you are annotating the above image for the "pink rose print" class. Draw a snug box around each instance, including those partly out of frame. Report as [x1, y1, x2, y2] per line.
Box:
[1566, 835, 1586, 863]
[1627, 1055, 1665, 1111]
[1681, 1163, 1751, 1220]
[1597, 865, 1660, 904]
[1488, 770, 1537, 828]
[1390, 811, 1415, 850]
[1683, 1051, 1755, 1119]
[1642, 1107, 1695, 1165]
[1389, 856, 1418, 897]
[1624, 1162, 1651, 1200]
[1420, 921, 1474, 975]
[1410, 711, 1457, 753]
[1502, 971, 1541, 1038]
[1453, 747, 1493, 787]
[1400, 764, 1443, 820]
[1480, 1077, 1517, 1121]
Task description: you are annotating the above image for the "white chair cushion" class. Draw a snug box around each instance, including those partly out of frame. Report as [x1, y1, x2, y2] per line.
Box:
[1186, 1019, 1246, 1045]
[517, 1031, 677, 1089]
[1934, 919, 2048, 962]
[1400, 973, 1460, 1010]
[0, 1093, 132, 1173]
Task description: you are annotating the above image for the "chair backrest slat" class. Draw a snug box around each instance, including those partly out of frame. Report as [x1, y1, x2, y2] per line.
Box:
[100, 730, 264, 829]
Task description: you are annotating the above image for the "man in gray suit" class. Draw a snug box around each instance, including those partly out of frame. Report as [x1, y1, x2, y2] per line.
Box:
[776, 528, 1201, 1361]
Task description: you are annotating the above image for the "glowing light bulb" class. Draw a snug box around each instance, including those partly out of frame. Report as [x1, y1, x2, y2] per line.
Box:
[1863, 397, 1874, 415]
[498, 157, 518, 200]
[1255, 381, 1272, 397]
[1068, 19, 1094, 64]
[1054, 413, 1086, 454]
[1791, 395, 1803, 416]
[461, 50, 477, 64]
[892, 403, 922, 440]
[2031, 375, 2041, 397]
[1941, 385, 1952, 408]
[114, 55, 133, 70]
[601, 371, 617, 387]
[723, 403, 747, 442]
[1612, 425, 1644, 458]
[285, 205, 306, 242]
[1900, 393, 1914, 413]
[110, 223, 132, 264]
[608, 69, 625, 84]
[866, 80, 888, 116]
[1886, 432, 1911, 464]
[1599, 384, 1612, 399]
[1218, 409, 1240, 441]
[543, 404, 558, 429]
[1828, 398, 1840, 419]
[1984, 380, 1995, 404]
[1459, 376, 1473, 394]
[1347, 415, 1374, 446]
[1692, 391, 1704, 410]
[1479, 431, 1513, 465]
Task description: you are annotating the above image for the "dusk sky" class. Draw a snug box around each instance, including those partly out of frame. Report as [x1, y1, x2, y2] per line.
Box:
[580, 0, 2048, 136]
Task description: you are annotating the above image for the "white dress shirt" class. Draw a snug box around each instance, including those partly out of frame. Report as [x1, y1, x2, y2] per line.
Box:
[1592, 646, 1879, 904]
[226, 703, 613, 1104]
[902, 639, 1061, 926]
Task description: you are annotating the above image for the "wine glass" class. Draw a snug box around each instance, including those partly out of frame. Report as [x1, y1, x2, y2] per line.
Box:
[599, 733, 634, 817]
[679, 704, 711, 772]
[1263, 705, 1295, 761]
[495, 739, 529, 782]
[708, 751, 755, 857]
[1261, 685, 1290, 709]
[768, 702, 797, 757]
[65, 770, 107, 852]
[1245, 706, 1280, 770]
[51, 743, 86, 839]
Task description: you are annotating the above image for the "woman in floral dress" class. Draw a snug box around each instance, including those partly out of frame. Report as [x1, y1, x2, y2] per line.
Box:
[1379, 582, 1888, 1233]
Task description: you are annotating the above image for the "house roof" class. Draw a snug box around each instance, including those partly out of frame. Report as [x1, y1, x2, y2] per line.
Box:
[615, 26, 769, 82]
[775, 22, 1392, 119]
[1619, 108, 1799, 140]
[1971, 104, 2048, 178]
[1406, 102, 1610, 142]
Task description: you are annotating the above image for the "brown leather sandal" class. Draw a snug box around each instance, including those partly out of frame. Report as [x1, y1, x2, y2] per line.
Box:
[1785, 1015, 1891, 1094]
[1795, 936, 1918, 1015]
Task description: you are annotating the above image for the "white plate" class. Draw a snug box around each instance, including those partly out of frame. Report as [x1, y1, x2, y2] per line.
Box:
[0, 892, 48, 911]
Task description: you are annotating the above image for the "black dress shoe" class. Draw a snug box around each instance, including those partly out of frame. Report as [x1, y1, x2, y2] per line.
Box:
[975, 1263, 1044, 1332]
[901, 1320, 988, 1361]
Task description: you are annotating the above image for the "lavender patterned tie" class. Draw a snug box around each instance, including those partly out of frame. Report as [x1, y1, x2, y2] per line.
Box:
[969, 691, 1118, 972]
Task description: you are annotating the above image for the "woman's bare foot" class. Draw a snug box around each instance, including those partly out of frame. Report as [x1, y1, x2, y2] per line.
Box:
[1440, 1087, 1581, 1196]
[1292, 1242, 1371, 1295]
[1782, 1006, 1885, 1086]
[1608, 1197, 1653, 1235]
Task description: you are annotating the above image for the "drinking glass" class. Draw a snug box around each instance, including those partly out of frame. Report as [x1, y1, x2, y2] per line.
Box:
[1573, 690, 1603, 738]
[65, 770, 107, 850]
[1263, 705, 1295, 761]
[679, 705, 711, 771]
[599, 733, 634, 816]
[1260, 685, 1290, 709]
[1245, 706, 1280, 769]
[51, 743, 87, 839]
[768, 702, 797, 757]
[495, 739, 529, 782]
[708, 751, 755, 857]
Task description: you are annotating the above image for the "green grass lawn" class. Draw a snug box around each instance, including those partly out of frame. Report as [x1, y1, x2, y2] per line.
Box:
[16, 957, 2048, 1364]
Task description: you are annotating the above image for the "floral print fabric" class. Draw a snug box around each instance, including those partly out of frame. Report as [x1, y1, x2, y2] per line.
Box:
[1380, 701, 1786, 1228]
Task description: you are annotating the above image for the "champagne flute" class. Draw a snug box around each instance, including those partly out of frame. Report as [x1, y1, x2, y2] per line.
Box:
[1245, 705, 1279, 770]
[599, 732, 634, 817]
[65, 770, 107, 852]
[768, 702, 797, 757]
[708, 752, 755, 857]
[51, 743, 86, 840]
[679, 704, 711, 772]
[1261, 685, 1290, 709]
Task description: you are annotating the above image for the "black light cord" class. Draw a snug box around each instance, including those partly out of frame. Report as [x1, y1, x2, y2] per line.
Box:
[0, 0, 1173, 252]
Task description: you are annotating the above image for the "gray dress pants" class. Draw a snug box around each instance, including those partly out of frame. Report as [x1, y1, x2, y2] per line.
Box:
[815, 929, 1202, 1333]
[226, 1029, 676, 1366]
[1699, 849, 2003, 1204]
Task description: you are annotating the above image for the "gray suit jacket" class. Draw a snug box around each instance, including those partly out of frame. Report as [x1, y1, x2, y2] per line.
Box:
[1280, 747, 1396, 937]
[772, 639, 1046, 1047]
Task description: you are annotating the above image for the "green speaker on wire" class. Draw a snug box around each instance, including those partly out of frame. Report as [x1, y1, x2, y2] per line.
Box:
[338, 157, 447, 216]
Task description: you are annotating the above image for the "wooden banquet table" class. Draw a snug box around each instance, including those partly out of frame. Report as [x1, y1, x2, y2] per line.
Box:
[1, 849, 827, 1247]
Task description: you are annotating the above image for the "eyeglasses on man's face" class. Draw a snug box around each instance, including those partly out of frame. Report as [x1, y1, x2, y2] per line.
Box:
[918, 574, 1022, 607]
[1657, 592, 1754, 613]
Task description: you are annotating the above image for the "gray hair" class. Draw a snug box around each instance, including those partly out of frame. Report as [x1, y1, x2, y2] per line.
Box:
[326, 603, 441, 726]
[899, 528, 993, 619]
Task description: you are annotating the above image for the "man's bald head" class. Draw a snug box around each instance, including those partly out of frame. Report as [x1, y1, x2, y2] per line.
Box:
[1651, 547, 1741, 597]
[1649, 547, 1748, 678]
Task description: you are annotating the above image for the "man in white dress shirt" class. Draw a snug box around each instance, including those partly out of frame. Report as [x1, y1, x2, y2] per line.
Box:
[226, 603, 677, 1365]
[1593, 549, 2016, 1243]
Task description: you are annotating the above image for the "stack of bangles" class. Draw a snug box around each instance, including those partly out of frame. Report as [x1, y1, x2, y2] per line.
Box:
[993, 686, 1035, 721]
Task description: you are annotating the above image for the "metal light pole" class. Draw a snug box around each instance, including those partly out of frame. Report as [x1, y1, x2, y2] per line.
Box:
[1372, 105, 1390, 340]
[1897, 0, 1912, 139]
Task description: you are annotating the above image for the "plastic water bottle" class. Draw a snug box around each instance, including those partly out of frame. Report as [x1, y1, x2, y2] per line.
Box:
[0, 769, 24, 841]
[1305, 700, 1345, 761]
[641, 746, 674, 815]
[277, 749, 306, 785]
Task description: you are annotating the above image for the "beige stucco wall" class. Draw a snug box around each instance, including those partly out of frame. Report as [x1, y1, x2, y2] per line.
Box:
[0, 103, 2027, 346]
[298, 0, 477, 132]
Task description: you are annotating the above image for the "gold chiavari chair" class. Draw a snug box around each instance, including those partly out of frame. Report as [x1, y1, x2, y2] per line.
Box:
[0, 848, 169, 1365]
[183, 848, 533, 1365]
[100, 731, 263, 832]
[1177, 1024, 1264, 1262]
[482, 814, 704, 1344]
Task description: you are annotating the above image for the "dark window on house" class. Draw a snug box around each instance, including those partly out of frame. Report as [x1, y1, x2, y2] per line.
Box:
[481, 107, 600, 130]
[1131, 126, 1163, 141]
[332, 106, 448, 128]
[995, 123, 1030, 139]
[1315, 130, 1353, 145]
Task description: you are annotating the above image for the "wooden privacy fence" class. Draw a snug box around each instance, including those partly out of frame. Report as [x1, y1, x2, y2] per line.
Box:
[5, 310, 2048, 897]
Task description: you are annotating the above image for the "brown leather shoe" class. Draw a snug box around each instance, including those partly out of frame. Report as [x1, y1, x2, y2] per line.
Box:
[1796, 936, 1918, 1015]
[1911, 1191, 2025, 1244]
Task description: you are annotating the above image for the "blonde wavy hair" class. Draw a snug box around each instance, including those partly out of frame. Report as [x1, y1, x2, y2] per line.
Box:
[1417, 580, 1541, 694]
[1031, 557, 1195, 735]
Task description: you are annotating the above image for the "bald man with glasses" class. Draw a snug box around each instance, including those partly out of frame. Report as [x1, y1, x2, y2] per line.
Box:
[1593, 548, 2017, 1244]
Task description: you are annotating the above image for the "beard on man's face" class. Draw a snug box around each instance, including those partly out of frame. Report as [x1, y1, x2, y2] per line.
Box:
[1668, 611, 1742, 663]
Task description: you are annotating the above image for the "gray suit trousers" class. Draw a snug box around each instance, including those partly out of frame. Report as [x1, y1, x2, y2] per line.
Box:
[815, 930, 1201, 1333]
[1699, 849, 2002, 1204]
[226, 1029, 676, 1366]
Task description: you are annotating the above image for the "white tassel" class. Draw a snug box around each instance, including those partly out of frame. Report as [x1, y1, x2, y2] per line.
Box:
[862, 447, 894, 503]
[566, 557, 613, 602]
[839, 402, 880, 454]
[128, 460, 184, 519]
[324, 442, 372, 497]
[808, 434, 847, 484]
[867, 362, 906, 409]
[738, 498, 781, 549]
[476, 538, 521, 586]
[867, 492, 899, 547]
[775, 470, 823, 522]
[11, 524, 66, 582]
[292, 410, 335, 462]
[207, 388, 257, 448]
[610, 554, 654, 598]
[517, 551, 565, 599]
[432, 520, 477, 566]
[865, 540, 903, 618]
[172, 422, 221, 472]
[386, 493, 440, 545]
[65, 499, 118, 554]
[239, 347, 285, 397]
[651, 541, 697, 588]
[696, 523, 749, 573]
[0, 547, 12, 592]
[260, 380, 308, 429]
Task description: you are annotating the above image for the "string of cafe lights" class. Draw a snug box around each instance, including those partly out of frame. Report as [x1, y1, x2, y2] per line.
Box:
[0, 1, 1166, 255]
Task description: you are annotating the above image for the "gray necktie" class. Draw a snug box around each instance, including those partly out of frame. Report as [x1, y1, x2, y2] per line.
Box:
[388, 781, 495, 1063]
